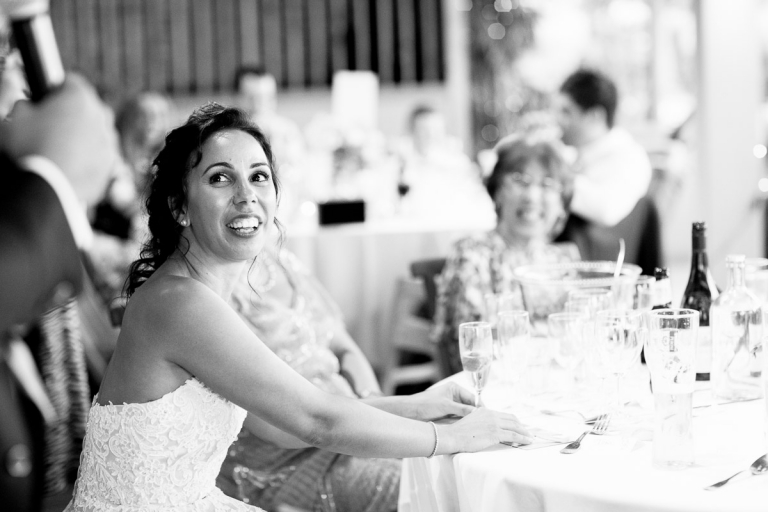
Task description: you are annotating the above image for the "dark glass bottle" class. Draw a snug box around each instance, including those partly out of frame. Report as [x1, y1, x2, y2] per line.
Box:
[680, 222, 719, 381]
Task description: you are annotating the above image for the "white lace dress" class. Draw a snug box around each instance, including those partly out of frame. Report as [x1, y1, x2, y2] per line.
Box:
[65, 378, 262, 511]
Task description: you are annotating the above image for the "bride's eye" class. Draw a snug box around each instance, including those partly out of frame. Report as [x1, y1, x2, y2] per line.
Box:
[209, 172, 231, 185]
[251, 170, 270, 183]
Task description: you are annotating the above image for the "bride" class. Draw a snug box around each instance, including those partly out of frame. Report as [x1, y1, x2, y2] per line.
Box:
[64, 103, 532, 511]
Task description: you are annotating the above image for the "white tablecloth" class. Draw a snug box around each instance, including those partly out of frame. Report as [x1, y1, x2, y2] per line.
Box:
[284, 215, 494, 369]
[399, 366, 768, 512]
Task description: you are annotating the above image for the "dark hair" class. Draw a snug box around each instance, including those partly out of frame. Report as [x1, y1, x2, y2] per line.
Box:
[125, 102, 281, 296]
[560, 69, 618, 128]
[234, 65, 270, 90]
[485, 136, 574, 214]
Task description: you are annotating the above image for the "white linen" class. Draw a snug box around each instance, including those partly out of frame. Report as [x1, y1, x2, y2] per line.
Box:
[399, 363, 768, 512]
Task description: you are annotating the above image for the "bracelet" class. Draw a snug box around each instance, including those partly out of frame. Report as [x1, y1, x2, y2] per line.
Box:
[427, 421, 439, 458]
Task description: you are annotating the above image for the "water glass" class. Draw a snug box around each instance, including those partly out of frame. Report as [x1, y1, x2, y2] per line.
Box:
[496, 311, 530, 387]
[646, 309, 699, 469]
[459, 322, 494, 407]
[594, 309, 645, 417]
[548, 312, 585, 374]
[483, 292, 519, 324]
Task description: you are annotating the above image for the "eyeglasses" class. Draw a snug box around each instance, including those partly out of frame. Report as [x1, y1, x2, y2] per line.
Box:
[504, 172, 563, 193]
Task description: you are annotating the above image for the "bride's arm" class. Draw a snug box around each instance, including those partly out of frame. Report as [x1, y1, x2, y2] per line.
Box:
[242, 412, 311, 449]
[154, 279, 531, 457]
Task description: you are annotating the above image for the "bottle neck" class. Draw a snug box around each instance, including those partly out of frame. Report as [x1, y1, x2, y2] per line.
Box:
[690, 248, 709, 272]
[727, 263, 746, 289]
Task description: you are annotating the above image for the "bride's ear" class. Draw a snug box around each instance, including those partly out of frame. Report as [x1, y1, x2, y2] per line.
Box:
[168, 197, 188, 226]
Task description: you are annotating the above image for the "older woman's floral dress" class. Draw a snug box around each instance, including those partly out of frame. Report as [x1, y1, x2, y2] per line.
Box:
[433, 230, 579, 374]
[216, 250, 400, 512]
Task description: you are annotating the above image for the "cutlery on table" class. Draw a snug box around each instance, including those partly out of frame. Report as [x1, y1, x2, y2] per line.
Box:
[559, 413, 610, 454]
[539, 409, 601, 424]
[704, 454, 768, 491]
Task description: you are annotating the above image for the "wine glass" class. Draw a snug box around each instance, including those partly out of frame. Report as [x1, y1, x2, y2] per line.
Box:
[594, 309, 645, 422]
[548, 312, 585, 375]
[459, 322, 494, 407]
[496, 311, 530, 387]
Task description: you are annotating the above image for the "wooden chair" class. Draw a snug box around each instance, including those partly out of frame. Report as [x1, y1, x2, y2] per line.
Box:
[409, 258, 459, 379]
[380, 276, 441, 395]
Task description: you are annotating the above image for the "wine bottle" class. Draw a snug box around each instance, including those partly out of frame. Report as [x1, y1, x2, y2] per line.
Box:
[679, 222, 719, 381]
[710, 255, 763, 400]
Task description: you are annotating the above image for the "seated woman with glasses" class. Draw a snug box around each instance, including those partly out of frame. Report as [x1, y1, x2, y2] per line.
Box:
[433, 134, 580, 374]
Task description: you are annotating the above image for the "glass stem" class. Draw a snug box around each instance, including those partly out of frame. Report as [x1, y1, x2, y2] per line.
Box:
[475, 388, 482, 407]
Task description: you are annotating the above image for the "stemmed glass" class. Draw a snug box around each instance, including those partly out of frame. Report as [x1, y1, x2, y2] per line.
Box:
[548, 312, 585, 377]
[496, 311, 531, 400]
[594, 309, 646, 423]
[459, 321, 494, 407]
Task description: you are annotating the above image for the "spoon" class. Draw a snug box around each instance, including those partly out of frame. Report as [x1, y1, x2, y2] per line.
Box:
[704, 454, 768, 490]
[613, 238, 625, 280]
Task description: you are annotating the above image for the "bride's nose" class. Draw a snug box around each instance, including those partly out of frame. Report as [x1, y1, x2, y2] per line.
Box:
[233, 180, 257, 204]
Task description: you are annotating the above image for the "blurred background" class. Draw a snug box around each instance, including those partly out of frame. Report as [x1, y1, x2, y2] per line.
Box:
[7, 0, 768, 371]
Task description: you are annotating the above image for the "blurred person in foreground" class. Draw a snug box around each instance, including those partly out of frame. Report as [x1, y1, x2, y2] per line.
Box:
[64, 103, 532, 511]
[433, 134, 580, 375]
[555, 69, 652, 227]
[0, 73, 119, 511]
[396, 104, 493, 222]
[218, 244, 480, 511]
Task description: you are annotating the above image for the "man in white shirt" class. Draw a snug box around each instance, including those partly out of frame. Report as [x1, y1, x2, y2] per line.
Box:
[556, 69, 652, 227]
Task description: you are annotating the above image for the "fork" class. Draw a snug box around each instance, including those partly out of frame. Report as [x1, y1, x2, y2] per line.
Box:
[560, 413, 610, 454]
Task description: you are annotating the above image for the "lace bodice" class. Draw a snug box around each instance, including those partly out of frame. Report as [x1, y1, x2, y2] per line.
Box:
[65, 378, 261, 511]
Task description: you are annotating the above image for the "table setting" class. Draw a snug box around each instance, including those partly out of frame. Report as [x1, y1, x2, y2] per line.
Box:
[398, 258, 768, 512]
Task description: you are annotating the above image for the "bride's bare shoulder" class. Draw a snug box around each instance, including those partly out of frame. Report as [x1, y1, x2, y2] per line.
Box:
[124, 274, 228, 329]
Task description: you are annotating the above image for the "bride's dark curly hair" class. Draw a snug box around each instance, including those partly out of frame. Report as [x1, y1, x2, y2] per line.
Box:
[124, 102, 281, 297]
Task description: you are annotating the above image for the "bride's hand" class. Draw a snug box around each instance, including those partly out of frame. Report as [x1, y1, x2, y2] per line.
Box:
[406, 382, 477, 421]
[439, 408, 532, 454]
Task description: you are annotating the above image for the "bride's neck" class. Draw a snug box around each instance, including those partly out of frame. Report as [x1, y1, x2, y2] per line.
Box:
[166, 250, 247, 301]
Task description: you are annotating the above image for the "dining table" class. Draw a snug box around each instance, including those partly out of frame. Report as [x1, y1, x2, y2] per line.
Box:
[398, 358, 768, 512]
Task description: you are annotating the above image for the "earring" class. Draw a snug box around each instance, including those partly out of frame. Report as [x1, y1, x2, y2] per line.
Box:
[180, 218, 189, 227]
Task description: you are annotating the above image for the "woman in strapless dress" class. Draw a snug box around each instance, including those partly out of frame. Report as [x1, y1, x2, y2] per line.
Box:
[65, 104, 533, 511]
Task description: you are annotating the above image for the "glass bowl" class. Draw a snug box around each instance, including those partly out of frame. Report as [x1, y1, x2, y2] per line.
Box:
[513, 261, 643, 336]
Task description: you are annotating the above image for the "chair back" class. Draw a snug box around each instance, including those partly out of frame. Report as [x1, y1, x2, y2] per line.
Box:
[409, 258, 447, 321]
[382, 276, 440, 395]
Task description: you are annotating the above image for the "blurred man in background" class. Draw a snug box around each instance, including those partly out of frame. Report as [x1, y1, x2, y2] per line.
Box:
[555, 68, 652, 227]
[235, 65, 304, 167]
